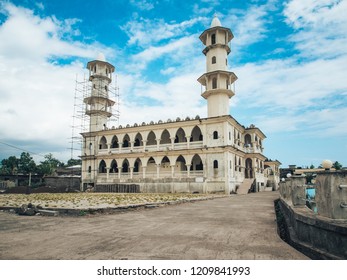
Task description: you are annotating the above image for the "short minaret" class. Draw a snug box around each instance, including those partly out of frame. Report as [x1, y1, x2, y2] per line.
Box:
[84, 53, 115, 132]
[198, 15, 237, 117]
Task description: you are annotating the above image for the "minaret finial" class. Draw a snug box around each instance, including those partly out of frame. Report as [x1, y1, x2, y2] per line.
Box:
[210, 13, 221, 27]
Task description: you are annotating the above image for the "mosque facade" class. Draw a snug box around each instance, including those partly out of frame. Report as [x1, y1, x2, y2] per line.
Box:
[80, 16, 281, 194]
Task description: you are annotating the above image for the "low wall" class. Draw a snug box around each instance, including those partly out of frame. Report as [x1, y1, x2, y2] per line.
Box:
[44, 176, 81, 191]
[277, 171, 347, 259]
[277, 199, 347, 259]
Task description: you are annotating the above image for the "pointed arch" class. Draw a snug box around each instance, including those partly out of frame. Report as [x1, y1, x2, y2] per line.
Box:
[134, 133, 143, 147]
[110, 159, 118, 173]
[147, 131, 156, 145]
[191, 126, 203, 142]
[176, 155, 187, 171]
[99, 160, 107, 173]
[160, 129, 171, 144]
[99, 136, 107, 149]
[122, 134, 130, 148]
[134, 158, 142, 173]
[122, 159, 129, 173]
[175, 128, 186, 143]
[191, 154, 203, 171]
[111, 135, 119, 148]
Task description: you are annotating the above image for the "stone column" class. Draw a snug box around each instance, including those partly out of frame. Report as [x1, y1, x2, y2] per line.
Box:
[142, 140, 147, 152]
[156, 164, 160, 179]
[170, 137, 175, 150]
[156, 138, 160, 151]
[186, 164, 191, 178]
[130, 167, 134, 179]
[106, 167, 110, 180]
[290, 175, 306, 207]
[171, 165, 175, 178]
[142, 166, 146, 179]
[186, 135, 191, 149]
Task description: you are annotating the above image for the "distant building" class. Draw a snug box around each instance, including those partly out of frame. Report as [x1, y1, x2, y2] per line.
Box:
[81, 15, 281, 193]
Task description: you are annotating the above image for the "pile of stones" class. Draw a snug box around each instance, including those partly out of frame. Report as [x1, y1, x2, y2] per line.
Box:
[16, 203, 59, 216]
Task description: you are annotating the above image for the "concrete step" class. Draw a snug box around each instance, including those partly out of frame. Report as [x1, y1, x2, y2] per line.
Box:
[237, 179, 254, 194]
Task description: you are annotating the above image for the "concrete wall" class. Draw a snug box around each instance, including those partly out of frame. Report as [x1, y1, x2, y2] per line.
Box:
[315, 171, 347, 219]
[278, 171, 347, 259]
[44, 176, 81, 191]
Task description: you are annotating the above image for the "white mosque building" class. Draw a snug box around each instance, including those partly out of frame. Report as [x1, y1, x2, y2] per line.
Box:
[80, 16, 281, 194]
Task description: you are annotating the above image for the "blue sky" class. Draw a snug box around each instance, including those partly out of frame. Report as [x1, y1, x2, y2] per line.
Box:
[0, 0, 346, 168]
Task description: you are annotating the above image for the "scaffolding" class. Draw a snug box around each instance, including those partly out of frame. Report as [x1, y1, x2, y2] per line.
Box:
[70, 73, 120, 160]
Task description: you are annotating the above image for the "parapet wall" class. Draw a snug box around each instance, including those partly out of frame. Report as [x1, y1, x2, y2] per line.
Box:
[278, 171, 347, 259]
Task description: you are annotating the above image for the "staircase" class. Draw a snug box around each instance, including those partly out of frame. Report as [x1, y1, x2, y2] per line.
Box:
[237, 179, 254, 194]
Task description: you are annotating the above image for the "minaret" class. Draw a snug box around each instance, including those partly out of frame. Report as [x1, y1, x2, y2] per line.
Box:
[84, 53, 115, 132]
[198, 15, 237, 117]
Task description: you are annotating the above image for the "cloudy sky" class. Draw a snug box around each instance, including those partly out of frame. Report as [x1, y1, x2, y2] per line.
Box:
[0, 0, 346, 168]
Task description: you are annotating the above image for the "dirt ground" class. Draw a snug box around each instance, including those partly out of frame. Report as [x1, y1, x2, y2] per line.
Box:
[0, 191, 309, 260]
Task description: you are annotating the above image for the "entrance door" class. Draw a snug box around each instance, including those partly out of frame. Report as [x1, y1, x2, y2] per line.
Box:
[245, 158, 253, 179]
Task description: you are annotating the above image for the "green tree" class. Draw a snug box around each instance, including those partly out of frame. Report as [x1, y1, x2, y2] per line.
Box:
[333, 161, 343, 170]
[67, 158, 82, 166]
[18, 152, 36, 174]
[310, 164, 315, 169]
[37, 153, 64, 176]
[0, 156, 19, 175]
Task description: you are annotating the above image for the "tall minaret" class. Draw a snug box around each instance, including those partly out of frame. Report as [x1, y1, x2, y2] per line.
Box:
[84, 53, 115, 132]
[198, 15, 237, 117]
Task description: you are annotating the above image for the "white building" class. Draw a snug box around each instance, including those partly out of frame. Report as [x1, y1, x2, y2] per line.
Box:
[81, 16, 281, 194]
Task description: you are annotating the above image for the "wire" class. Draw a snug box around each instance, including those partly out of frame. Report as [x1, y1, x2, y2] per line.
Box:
[0, 141, 45, 158]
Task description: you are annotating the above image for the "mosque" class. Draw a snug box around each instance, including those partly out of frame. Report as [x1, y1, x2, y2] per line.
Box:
[80, 15, 281, 194]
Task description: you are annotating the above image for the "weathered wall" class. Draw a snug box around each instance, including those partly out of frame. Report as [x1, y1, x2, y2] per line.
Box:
[278, 199, 347, 259]
[44, 176, 81, 191]
[278, 172, 347, 259]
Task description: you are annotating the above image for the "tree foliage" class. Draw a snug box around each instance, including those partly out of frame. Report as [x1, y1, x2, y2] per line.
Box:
[0, 153, 69, 176]
[0, 156, 18, 175]
[333, 161, 342, 170]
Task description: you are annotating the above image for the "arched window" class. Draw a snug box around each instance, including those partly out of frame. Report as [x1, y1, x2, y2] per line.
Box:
[99, 160, 106, 173]
[213, 160, 218, 169]
[134, 158, 141, 173]
[213, 131, 218, 139]
[147, 131, 156, 145]
[99, 136, 107, 149]
[212, 56, 216, 64]
[191, 126, 203, 142]
[122, 134, 130, 148]
[211, 34, 216, 45]
[110, 160, 118, 173]
[191, 154, 203, 171]
[160, 129, 171, 144]
[122, 159, 129, 173]
[212, 77, 217, 89]
[88, 166, 91, 173]
[111, 136, 119, 148]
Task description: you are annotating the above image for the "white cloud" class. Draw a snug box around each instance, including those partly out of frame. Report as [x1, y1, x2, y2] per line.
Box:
[284, 0, 347, 58]
[0, 3, 113, 161]
[129, 0, 155, 11]
[121, 16, 206, 47]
